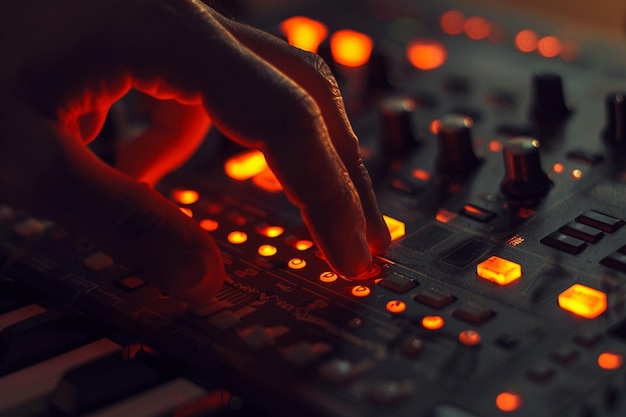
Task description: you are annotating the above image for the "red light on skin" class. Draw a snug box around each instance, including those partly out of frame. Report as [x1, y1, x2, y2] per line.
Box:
[330, 29, 373, 67]
[406, 39, 447, 71]
[496, 392, 522, 412]
[279, 16, 328, 53]
[515, 29, 538, 53]
[464, 16, 491, 40]
[440, 10, 466, 35]
[538, 36, 562, 58]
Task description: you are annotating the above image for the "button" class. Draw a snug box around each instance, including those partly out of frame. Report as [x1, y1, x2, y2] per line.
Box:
[601, 252, 626, 272]
[429, 404, 483, 417]
[378, 273, 417, 294]
[238, 325, 275, 350]
[115, 275, 148, 292]
[280, 341, 332, 367]
[559, 222, 604, 243]
[458, 330, 481, 346]
[400, 337, 424, 357]
[549, 347, 580, 366]
[83, 252, 114, 271]
[525, 364, 557, 383]
[460, 204, 496, 222]
[476, 256, 522, 286]
[495, 334, 519, 350]
[382, 215, 406, 241]
[414, 289, 456, 309]
[13, 219, 45, 238]
[365, 378, 412, 405]
[386, 300, 407, 314]
[540, 232, 587, 254]
[453, 305, 495, 325]
[319, 271, 338, 283]
[558, 284, 607, 319]
[566, 149, 604, 166]
[207, 310, 241, 330]
[576, 210, 624, 233]
[351, 285, 371, 297]
[287, 258, 306, 270]
[318, 359, 355, 384]
[573, 332, 602, 348]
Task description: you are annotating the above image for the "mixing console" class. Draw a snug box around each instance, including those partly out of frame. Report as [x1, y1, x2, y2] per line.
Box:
[3, 0, 626, 416]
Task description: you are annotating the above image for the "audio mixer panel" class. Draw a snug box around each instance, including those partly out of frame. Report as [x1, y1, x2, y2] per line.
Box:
[3, 0, 626, 416]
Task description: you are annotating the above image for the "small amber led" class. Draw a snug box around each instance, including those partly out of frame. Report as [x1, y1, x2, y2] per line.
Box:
[288, 258, 307, 270]
[351, 285, 371, 297]
[320, 271, 338, 282]
[258, 244, 278, 257]
[496, 392, 522, 412]
[558, 284, 607, 319]
[171, 189, 199, 205]
[421, 315, 445, 330]
[224, 150, 268, 181]
[279, 16, 328, 53]
[477, 256, 522, 286]
[459, 330, 481, 346]
[256, 225, 285, 238]
[386, 300, 407, 314]
[382, 215, 405, 241]
[228, 231, 248, 244]
[199, 219, 219, 232]
[598, 352, 623, 370]
[553, 163, 564, 174]
[330, 29, 373, 67]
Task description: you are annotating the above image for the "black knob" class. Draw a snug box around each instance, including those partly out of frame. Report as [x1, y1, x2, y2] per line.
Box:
[435, 114, 480, 175]
[379, 96, 418, 160]
[603, 92, 626, 146]
[530, 72, 571, 124]
[366, 49, 391, 92]
[500, 137, 551, 203]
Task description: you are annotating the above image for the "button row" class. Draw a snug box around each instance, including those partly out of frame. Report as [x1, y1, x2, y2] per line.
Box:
[541, 210, 623, 254]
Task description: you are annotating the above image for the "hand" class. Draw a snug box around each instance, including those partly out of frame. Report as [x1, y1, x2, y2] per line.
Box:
[0, 0, 390, 306]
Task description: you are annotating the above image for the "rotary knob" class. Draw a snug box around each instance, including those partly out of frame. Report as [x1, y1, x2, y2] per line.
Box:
[379, 96, 418, 160]
[435, 114, 480, 175]
[500, 137, 551, 203]
[530, 72, 572, 124]
[603, 92, 626, 146]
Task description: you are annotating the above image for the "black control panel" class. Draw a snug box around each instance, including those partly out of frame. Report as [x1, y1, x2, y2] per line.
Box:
[3, 1, 626, 416]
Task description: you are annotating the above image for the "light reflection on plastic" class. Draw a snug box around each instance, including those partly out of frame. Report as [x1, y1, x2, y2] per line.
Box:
[330, 29, 373, 67]
[464, 16, 491, 40]
[406, 39, 447, 70]
[515, 29, 538, 53]
[224, 150, 268, 181]
[538, 36, 562, 58]
[496, 392, 522, 412]
[386, 300, 407, 314]
[440, 10, 466, 35]
[279, 16, 328, 53]
[383, 215, 405, 241]
[295, 240, 314, 250]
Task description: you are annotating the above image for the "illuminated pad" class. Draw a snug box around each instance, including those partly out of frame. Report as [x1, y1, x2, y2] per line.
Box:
[383, 215, 406, 241]
[224, 150, 268, 181]
[476, 256, 522, 285]
[558, 284, 607, 319]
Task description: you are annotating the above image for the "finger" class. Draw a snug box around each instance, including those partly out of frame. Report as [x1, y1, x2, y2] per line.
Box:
[211, 13, 391, 255]
[0, 99, 225, 306]
[116, 97, 211, 185]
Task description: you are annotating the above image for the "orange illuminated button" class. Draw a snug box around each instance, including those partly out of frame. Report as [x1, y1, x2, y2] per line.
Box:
[258, 244, 278, 257]
[256, 224, 285, 238]
[330, 29, 373, 67]
[171, 188, 199, 205]
[351, 285, 371, 297]
[228, 231, 248, 244]
[458, 329, 481, 346]
[598, 352, 623, 370]
[386, 300, 407, 314]
[224, 150, 268, 181]
[288, 258, 307, 270]
[406, 39, 447, 70]
[320, 271, 338, 283]
[199, 219, 219, 232]
[421, 315, 444, 330]
[280, 16, 328, 53]
[382, 215, 405, 241]
[496, 392, 522, 412]
[476, 256, 522, 286]
[558, 284, 607, 319]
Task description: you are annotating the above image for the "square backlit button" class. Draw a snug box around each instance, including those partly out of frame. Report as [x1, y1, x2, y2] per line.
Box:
[476, 256, 522, 285]
[558, 284, 607, 319]
[115, 275, 148, 292]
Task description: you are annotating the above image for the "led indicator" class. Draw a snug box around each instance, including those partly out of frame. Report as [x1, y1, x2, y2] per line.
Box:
[435, 209, 456, 223]
[598, 352, 623, 370]
[320, 271, 338, 282]
[571, 169, 583, 180]
[386, 300, 407, 314]
[412, 169, 431, 181]
[406, 39, 447, 70]
[228, 231, 248, 244]
[224, 150, 268, 181]
[440, 10, 466, 35]
[258, 244, 277, 257]
[476, 256, 522, 286]
[382, 215, 406, 241]
[496, 392, 522, 412]
[295, 240, 314, 250]
[553, 163, 564, 174]
[351, 285, 371, 297]
[256, 225, 285, 238]
[464, 16, 491, 40]
[171, 189, 199, 205]
[330, 29, 373, 67]
[179, 207, 193, 217]
[288, 258, 307, 269]
[558, 284, 607, 319]
[199, 219, 219, 232]
[489, 140, 502, 153]
[421, 315, 445, 330]
[459, 330, 481, 346]
[515, 29, 538, 53]
[279, 16, 328, 53]
[538, 36, 562, 58]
